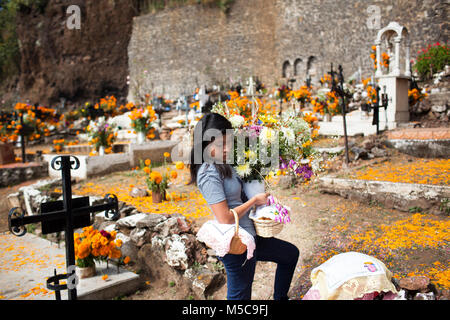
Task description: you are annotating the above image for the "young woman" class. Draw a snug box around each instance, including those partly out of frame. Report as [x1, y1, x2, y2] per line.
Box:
[189, 113, 299, 300]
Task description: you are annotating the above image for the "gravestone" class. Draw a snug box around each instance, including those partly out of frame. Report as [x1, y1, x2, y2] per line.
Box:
[0, 142, 16, 165]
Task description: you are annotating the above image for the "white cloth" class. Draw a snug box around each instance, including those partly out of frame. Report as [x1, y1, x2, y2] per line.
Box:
[196, 220, 256, 260]
[311, 252, 386, 291]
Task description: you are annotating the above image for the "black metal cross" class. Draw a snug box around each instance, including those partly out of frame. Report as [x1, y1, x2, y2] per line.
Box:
[369, 84, 389, 135]
[8, 155, 120, 300]
[328, 64, 352, 165]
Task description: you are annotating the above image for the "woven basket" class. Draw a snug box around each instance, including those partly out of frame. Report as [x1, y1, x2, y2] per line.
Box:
[250, 217, 284, 238]
[228, 209, 247, 255]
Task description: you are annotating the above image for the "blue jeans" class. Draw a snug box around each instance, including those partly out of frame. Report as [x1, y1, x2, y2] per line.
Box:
[218, 236, 299, 300]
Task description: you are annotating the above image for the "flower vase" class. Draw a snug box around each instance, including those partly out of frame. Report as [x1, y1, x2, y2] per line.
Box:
[98, 146, 105, 156]
[243, 180, 265, 200]
[152, 190, 165, 203]
[137, 131, 146, 144]
[76, 264, 96, 279]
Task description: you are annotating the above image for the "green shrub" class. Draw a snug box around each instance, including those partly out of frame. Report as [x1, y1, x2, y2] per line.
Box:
[414, 42, 450, 80]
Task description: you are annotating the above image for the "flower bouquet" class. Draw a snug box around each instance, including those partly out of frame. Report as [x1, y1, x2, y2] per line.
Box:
[311, 90, 340, 120]
[74, 226, 127, 278]
[291, 85, 312, 111]
[275, 85, 292, 103]
[210, 94, 321, 236]
[87, 116, 118, 155]
[128, 105, 157, 144]
[144, 153, 180, 203]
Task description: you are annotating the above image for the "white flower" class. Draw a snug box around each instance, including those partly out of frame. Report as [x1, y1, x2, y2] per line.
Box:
[281, 127, 295, 145]
[229, 114, 245, 128]
[235, 163, 252, 178]
[260, 127, 277, 145]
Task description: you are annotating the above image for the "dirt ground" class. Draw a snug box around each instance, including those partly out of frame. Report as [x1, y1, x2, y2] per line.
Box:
[2, 135, 448, 300]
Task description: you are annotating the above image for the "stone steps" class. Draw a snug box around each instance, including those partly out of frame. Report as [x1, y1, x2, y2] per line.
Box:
[384, 127, 450, 158]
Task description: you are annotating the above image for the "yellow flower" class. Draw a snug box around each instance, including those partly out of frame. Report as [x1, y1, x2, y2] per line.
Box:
[145, 159, 151, 166]
[102, 274, 108, 281]
[164, 152, 170, 158]
[175, 161, 184, 170]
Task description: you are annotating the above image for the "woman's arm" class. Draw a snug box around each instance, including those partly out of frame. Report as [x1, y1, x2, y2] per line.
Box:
[210, 193, 269, 224]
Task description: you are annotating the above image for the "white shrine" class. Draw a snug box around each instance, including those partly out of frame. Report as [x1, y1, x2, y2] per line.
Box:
[374, 21, 411, 128]
[318, 22, 411, 136]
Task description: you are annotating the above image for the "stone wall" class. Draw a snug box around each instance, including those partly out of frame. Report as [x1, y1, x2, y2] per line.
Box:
[0, 162, 48, 188]
[128, 0, 448, 99]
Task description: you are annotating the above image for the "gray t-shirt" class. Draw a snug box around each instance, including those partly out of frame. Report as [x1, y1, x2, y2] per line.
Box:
[197, 163, 256, 237]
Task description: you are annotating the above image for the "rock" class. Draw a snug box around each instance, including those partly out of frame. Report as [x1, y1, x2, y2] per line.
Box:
[130, 227, 149, 247]
[116, 232, 138, 262]
[412, 99, 431, 114]
[116, 213, 148, 228]
[96, 220, 116, 232]
[430, 88, 441, 94]
[7, 192, 22, 209]
[136, 214, 167, 229]
[130, 187, 148, 198]
[316, 146, 345, 154]
[103, 224, 117, 232]
[119, 204, 137, 217]
[394, 290, 407, 300]
[165, 234, 190, 270]
[431, 105, 447, 113]
[20, 186, 50, 215]
[427, 110, 438, 120]
[361, 139, 375, 151]
[414, 292, 435, 300]
[176, 217, 191, 234]
[370, 147, 387, 158]
[137, 243, 195, 299]
[191, 270, 225, 299]
[182, 233, 208, 265]
[350, 146, 369, 161]
[206, 249, 217, 257]
[437, 289, 450, 300]
[154, 217, 179, 237]
[399, 276, 430, 291]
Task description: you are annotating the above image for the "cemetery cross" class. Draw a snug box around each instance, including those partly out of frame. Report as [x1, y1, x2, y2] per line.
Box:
[329, 64, 351, 165]
[8, 155, 120, 300]
[369, 82, 389, 135]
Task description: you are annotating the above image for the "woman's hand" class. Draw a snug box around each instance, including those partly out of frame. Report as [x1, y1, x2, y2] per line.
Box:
[253, 192, 270, 206]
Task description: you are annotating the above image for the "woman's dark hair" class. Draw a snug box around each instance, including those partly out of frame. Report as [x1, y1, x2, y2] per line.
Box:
[189, 113, 233, 185]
